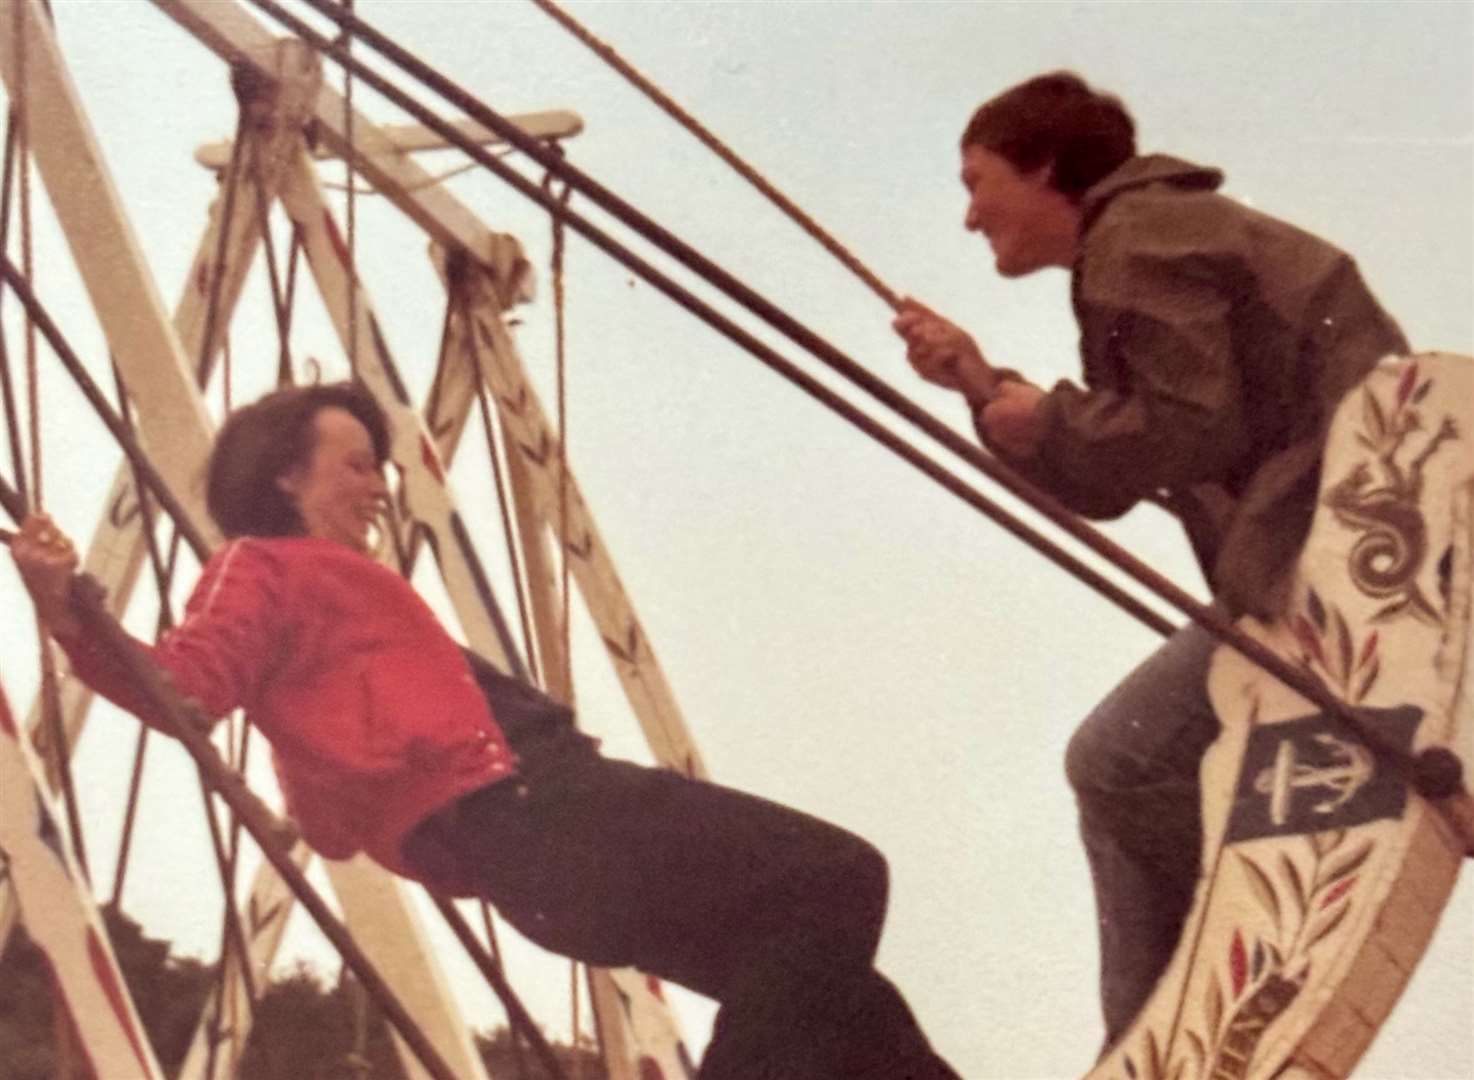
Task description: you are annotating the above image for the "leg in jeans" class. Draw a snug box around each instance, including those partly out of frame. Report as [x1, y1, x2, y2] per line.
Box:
[1064, 622, 1221, 1048]
[432, 748, 957, 1080]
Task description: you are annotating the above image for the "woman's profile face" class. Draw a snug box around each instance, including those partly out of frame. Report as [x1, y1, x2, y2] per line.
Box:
[275, 406, 389, 552]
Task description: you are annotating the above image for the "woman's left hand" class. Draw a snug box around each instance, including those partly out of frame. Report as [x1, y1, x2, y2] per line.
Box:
[9, 512, 82, 637]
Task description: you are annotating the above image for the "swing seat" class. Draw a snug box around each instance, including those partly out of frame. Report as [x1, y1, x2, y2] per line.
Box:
[1088, 352, 1474, 1080]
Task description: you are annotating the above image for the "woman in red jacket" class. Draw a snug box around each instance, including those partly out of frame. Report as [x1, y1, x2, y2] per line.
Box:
[11, 382, 957, 1080]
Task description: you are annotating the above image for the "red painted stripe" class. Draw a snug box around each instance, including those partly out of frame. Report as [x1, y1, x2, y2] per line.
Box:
[86, 927, 155, 1076]
[420, 434, 445, 486]
[0, 687, 16, 738]
[323, 210, 351, 269]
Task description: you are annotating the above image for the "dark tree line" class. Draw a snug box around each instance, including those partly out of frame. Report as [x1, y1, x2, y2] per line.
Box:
[0, 904, 604, 1078]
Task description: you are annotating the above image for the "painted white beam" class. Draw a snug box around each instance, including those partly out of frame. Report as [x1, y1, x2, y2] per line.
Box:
[196, 109, 583, 169]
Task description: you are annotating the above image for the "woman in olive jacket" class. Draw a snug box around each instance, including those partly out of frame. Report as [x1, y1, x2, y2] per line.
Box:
[894, 71, 1407, 1048]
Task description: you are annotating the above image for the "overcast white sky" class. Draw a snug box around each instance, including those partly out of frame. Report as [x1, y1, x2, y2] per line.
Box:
[1, 2, 1471, 1077]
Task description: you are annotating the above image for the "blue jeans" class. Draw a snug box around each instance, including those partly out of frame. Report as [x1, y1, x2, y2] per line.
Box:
[1064, 622, 1221, 1048]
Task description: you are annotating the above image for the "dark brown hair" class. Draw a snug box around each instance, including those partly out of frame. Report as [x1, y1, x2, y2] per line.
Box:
[206, 382, 390, 538]
[961, 72, 1135, 202]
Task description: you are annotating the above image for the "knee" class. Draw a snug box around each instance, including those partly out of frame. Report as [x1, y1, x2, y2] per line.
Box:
[1064, 709, 1112, 798]
[792, 831, 890, 953]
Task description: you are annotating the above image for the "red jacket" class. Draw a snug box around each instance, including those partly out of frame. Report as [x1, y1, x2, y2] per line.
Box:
[58, 537, 516, 889]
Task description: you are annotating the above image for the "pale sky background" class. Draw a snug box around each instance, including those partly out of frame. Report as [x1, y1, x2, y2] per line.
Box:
[1, 2, 1471, 1078]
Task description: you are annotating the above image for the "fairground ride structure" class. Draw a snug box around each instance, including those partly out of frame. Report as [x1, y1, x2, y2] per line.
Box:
[0, 3, 1469, 1079]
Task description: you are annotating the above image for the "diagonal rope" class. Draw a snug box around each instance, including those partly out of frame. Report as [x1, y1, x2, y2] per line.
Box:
[247, 142, 297, 386]
[340, 0, 360, 379]
[15, 4, 38, 510]
[542, 170, 585, 1064]
[545, 168, 574, 702]
[199, 81, 251, 392]
[0, 114, 29, 510]
[458, 303, 540, 681]
[106, 360, 177, 911]
[529, 0, 902, 311]
[480, 901, 532, 1080]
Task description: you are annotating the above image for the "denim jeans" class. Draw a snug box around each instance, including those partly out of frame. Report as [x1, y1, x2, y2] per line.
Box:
[1064, 622, 1221, 1048]
[414, 653, 959, 1080]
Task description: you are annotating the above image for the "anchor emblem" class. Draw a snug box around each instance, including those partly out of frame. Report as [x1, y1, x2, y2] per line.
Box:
[1253, 734, 1375, 827]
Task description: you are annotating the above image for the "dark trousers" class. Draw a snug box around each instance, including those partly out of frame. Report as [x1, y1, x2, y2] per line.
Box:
[420, 654, 958, 1080]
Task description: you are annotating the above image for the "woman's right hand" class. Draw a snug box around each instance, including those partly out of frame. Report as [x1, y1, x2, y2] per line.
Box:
[891, 297, 998, 404]
[9, 513, 82, 637]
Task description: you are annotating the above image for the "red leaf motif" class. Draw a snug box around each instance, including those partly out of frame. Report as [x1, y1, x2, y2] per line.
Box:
[1229, 929, 1248, 997]
[420, 434, 445, 486]
[1320, 875, 1358, 909]
[1292, 615, 1325, 667]
[1357, 630, 1379, 670]
[1396, 361, 1418, 407]
[323, 209, 351, 269]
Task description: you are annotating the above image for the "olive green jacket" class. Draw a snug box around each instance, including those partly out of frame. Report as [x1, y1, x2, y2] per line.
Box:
[994, 155, 1408, 618]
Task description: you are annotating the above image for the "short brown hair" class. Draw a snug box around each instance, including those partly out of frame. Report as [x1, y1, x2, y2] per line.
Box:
[961, 72, 1135, 201]
[206, 382, 390, 538]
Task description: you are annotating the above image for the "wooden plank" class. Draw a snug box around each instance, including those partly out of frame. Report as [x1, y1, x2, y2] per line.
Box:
[196, 109, 583, 168]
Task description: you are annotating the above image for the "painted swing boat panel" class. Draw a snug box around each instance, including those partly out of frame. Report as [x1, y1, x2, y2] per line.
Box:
[1088, 352, 1472, 1080]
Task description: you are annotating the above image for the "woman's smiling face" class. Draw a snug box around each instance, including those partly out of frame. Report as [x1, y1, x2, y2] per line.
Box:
[276, 405, 389, 552]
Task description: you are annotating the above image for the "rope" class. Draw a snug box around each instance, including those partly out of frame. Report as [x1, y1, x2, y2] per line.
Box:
[106, 361, 177, 909]
[341, 0, 360, 378]
[0, 471, 21, 524]
[544, 170, 582, 1063]
[457, 300, 540, 680]
[569, 961, 583, 1080]
[529, 0, 902, 311]
[429, 895, 569, 1080]
[15, 2, 38, 509]
[546, 170, 574, 700]
[198, 92, 249, 391]
[280, 229, 301, 386]
[108, 726, 149, 905]
[0, 116, 28, 509]
[480, 901, 531, 1080]
[248, 146, 296, 384]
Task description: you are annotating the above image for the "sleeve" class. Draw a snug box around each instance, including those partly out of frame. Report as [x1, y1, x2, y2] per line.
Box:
[56, 540, 285, 730]
[1030, 202, 1252, 517]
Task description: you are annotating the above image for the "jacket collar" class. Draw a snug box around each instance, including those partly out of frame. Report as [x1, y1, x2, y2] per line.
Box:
[1077, 154, 1225, 234]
